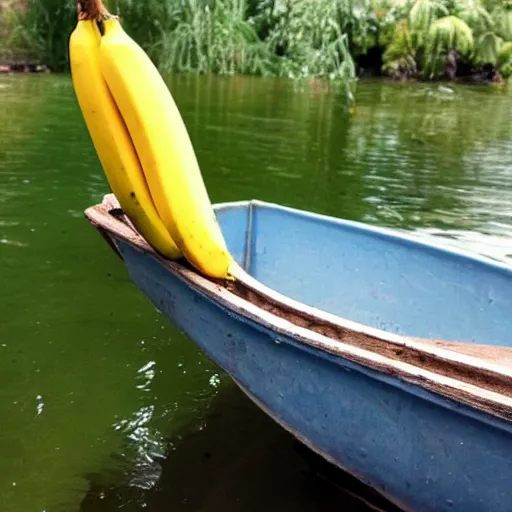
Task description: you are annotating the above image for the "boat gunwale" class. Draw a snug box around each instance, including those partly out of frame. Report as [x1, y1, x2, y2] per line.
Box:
[215, 199, 512, 381]
[84, 195, 512, 424]
[216, 199, 512, 278]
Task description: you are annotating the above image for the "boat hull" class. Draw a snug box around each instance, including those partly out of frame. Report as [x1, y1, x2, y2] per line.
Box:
[114, 236, 512, 512]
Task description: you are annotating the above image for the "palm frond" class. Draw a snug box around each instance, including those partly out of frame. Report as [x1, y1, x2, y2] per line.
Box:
[409, 0, 448, 32]
[492, 5, 512, 41]
[473, 31, 502, 64]
[428, 14, 474, 52]
[424, 15, 474, 77]
[456, 1, 493, 36]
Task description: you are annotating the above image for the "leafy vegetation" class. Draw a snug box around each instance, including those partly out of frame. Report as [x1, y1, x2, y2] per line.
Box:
[2, 0, 512, 100]
[112, 0, 357, 100]
[1, 0, 75, 70]
[380, 0, 512, 80]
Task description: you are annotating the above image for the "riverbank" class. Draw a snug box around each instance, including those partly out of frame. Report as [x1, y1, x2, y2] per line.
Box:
[0, 60, 49, 73]
[0, 62, 506, 89]
[2, 0, 511, 89]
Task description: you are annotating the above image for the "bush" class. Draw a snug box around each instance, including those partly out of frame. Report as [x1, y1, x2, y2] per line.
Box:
[3, 0, 511, 92]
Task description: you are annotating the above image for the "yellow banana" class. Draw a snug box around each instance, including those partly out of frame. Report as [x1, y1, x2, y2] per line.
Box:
[99, 17, 233, 279]
[69, 17, 181, 260]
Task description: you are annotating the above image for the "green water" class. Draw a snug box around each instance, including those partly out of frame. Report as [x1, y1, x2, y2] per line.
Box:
[1, 74, 512, 512]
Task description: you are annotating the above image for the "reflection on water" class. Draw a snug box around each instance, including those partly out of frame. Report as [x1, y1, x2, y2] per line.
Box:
[80, 385, 401, 512]
[1, 73, 512, 511]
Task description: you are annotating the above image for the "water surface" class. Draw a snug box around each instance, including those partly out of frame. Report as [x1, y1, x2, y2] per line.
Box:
[1, 74, 512, 512]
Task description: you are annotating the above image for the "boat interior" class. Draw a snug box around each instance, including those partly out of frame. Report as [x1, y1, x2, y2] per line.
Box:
[215, 200, 512, 350]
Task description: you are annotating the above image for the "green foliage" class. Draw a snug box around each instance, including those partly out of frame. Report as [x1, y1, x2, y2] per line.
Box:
[2, 0, 357, 104]
[497, 39, 512, 75]
[381, 0, 512, 79]
[1, 0, 75, 69]
[149, 0, 357, 101]
[382, 19, 418, 76]
[154, 0, 269, 76]
[260, 0, 356, 82]
[455, 0, 493, 36]
[108, 0, 179, 54]
[473, 31, 502, 64]
[4, 0, 512, 89]
[424, 15, 474, 77]
[491, 3, 512, 40]
[409, 0, 448, 33]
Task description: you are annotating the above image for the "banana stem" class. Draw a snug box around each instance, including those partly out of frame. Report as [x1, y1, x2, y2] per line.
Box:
[76, 0, 111, 21]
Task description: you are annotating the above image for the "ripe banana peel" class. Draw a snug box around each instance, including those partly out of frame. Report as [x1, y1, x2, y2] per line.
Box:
[69, 17, 182, 260]
[98, 18, 233, 279]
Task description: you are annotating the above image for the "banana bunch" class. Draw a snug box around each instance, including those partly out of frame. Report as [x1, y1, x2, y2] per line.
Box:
[69, 0, 233, 279]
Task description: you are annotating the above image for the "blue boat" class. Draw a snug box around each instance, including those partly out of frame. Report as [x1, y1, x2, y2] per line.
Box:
[86, 194, 512, 512]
